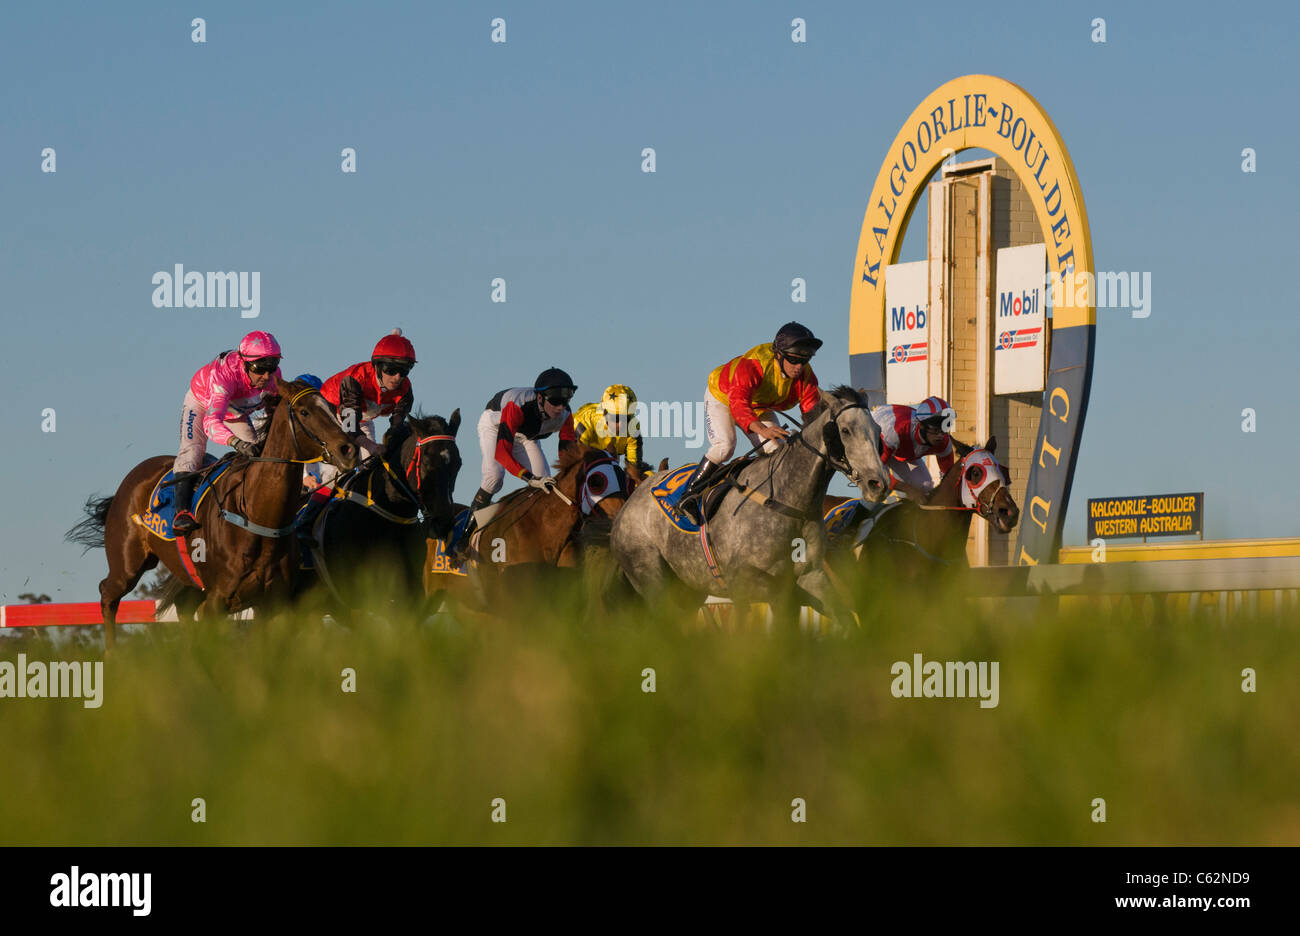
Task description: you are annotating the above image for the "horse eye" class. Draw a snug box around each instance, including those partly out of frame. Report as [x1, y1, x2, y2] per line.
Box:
[299, 408, 309, 417]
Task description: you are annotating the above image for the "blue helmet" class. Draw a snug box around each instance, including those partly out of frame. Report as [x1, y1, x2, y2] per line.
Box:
[294, 373, 323, 390]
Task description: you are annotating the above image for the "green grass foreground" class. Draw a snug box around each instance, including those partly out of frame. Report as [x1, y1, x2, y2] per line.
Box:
[1, 567, 1297, 844]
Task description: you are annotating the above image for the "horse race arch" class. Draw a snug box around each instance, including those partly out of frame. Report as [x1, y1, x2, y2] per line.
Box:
[848, 74, 1095, 566]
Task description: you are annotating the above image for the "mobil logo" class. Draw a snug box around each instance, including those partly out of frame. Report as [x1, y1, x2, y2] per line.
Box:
[890, 304, 927, 331]
[998, 289, 1039, 318]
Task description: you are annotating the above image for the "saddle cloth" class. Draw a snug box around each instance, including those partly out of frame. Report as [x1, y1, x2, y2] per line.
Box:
[650, 461, 748, 534]
[427, 507, 473, 576]
[132, 456, 231, 541]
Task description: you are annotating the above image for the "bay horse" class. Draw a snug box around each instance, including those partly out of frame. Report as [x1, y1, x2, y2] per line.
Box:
[67, 377, 359, 648]
[610, 387, 892, 629]
[822, 438, 1020, 589]
[425, 442, 631, 612]
[299, 411, 461, 612]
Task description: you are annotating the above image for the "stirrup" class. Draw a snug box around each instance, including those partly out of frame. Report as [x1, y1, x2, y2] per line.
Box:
[173, 511, 199, 533]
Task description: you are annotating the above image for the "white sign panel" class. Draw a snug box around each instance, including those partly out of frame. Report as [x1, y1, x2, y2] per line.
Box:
[884, 260, 929, 404]
[994, 243, 1047, 395]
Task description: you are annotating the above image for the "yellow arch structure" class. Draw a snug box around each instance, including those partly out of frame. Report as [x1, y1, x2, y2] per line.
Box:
[848, 75, 1095, 564]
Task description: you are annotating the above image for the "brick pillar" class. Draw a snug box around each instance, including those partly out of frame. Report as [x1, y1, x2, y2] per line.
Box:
[928, 157, 1048, 566]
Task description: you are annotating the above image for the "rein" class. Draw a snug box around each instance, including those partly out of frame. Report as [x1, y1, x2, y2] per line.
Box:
[726, 401, 867, 520]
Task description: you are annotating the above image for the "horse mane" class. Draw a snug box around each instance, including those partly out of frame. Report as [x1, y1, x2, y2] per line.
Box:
[806, 385, 868, 422]
[555, 441, 594, 474]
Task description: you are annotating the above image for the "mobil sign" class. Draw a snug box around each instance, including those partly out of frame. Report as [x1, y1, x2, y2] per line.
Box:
[994, 243, 1047, 395]
[885, 260, 929, 404]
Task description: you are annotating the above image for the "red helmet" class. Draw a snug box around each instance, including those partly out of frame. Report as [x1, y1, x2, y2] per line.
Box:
[371, 328, 417, 365]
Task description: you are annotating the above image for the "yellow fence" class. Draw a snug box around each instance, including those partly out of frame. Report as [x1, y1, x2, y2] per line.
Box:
[1057, 538, 1300, 620]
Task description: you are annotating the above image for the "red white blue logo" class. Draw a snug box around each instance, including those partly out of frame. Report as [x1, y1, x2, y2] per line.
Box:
[997, 327, 1041, 351]
[889, 342, 928, 364]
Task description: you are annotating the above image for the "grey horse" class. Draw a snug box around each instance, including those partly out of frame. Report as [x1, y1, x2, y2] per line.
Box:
[610, 386, 891, 626]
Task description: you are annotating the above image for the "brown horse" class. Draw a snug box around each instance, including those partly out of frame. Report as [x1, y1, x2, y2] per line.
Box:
[68, 378, 359, 647]
[298, 411, 461, 612]
[425, 443, 631, 611]
[822, 438, 1019, 588]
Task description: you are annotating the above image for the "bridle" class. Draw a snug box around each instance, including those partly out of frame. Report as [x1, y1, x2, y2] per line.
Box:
[240, 386, 343, 466]
[403, 433, 457, 498]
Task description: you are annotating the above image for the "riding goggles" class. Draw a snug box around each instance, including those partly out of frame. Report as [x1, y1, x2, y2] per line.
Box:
[377, 362, 411, 378]
[247, 357, 281, 374]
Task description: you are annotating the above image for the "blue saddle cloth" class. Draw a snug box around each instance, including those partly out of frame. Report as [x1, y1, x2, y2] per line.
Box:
[650, 464, 702, 534]
[134, 456, 230, 541]
[823, 500, 862, 537]
[428, 508, 471, 576]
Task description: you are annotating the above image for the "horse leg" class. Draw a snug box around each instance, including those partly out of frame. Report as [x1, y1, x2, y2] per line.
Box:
[796, 567, 857, 634]
[99, 537, 158, 652]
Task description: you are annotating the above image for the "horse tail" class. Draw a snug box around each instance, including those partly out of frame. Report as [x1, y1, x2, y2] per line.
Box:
[65, 494, 114, 552]
[152, 569, 188, 616]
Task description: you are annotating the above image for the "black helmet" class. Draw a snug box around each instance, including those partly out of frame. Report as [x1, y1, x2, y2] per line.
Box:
[773, 322, 823, 359]
[534, 367, 577, 403]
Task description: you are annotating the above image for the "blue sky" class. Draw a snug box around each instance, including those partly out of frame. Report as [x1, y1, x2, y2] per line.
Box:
[2, 1, 1296, 601]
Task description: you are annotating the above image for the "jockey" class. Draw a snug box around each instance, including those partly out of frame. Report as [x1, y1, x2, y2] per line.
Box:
[321, 329, 416, 460]
[469, 367, 578, 516]
[172, 331, 284, 533]
[571, 384, 647, 472]
[678, 322, 822, 523]
[871, 395, 972, 500]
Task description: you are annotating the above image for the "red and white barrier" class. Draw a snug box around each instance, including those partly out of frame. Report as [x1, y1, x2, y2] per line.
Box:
[0, 601, 159, 628]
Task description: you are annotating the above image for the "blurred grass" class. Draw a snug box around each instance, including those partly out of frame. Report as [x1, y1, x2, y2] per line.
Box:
[1, 564, 1297, 844]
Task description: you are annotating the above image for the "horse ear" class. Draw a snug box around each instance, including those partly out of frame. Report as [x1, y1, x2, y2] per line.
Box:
[984, 436, 997, 455]
[448, 408, 461, 437]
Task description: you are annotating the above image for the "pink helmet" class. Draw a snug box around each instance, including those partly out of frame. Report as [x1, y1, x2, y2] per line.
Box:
[238, 330, 282, 361]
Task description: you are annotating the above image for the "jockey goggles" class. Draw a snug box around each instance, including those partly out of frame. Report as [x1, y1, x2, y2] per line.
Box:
[542, 388, 574, 406]
[376, 362, 411, 378]
[247, 357, 280, 374]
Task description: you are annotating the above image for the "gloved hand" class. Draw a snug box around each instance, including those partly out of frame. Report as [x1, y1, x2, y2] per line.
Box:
[231, 438, 260, 458]
[522, 472, 558, 493]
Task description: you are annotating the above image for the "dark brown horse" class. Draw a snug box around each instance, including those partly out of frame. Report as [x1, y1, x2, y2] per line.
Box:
[822, 438, 1019, 588]
[68, 378, 359, 647]
[299, 411, 461, 612]
[425, 443, 631, 611]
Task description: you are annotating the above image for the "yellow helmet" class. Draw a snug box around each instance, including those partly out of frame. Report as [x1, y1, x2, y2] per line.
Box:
[600, 384, 637, 415]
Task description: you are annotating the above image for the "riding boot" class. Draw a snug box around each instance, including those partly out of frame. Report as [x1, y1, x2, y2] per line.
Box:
[678, 457, 725, 524]
[171, 472, 200, 533]
[453, 488, 493, 559]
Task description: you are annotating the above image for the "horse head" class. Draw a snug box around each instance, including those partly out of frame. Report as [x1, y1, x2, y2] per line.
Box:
[270, 377, 361, 470]
[555, 442, 629, 522]
[938, 436, 1019, 534]
[808, 386, 891, 502]
[385, 410, 462, 540]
